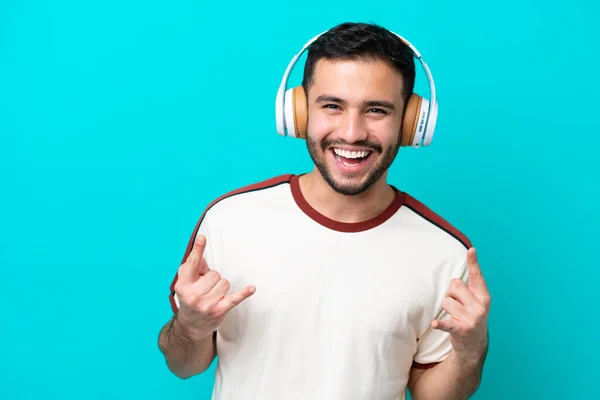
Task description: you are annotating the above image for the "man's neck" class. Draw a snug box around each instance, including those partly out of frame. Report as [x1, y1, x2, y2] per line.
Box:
[298, 168, 397, 224]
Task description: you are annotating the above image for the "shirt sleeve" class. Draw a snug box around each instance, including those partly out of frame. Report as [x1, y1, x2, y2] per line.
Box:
[168, 208, 217, 314]
[412, 259, 470, 368]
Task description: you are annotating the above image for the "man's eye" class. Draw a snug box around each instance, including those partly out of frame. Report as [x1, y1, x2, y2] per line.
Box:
[324, 104, 340, 109]
[368, 108, 386, 114]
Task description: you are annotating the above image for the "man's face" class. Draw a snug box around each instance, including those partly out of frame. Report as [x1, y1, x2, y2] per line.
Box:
[305, 58, 405, 196]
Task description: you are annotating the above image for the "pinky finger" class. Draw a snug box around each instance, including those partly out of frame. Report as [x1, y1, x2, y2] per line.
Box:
[215, 285, 256, 314]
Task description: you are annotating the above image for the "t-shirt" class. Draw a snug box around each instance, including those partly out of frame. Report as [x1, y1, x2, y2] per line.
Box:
[169, 173, 472, 400]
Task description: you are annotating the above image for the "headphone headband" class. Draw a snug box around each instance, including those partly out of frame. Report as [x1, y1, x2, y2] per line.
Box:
[275, 28, 438, 147]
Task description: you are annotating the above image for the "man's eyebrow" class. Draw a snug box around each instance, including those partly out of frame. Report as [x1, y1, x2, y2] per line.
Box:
[314, 95, 395, 110]
[315, 95, 346, 104]
[364, 100, 395, 110]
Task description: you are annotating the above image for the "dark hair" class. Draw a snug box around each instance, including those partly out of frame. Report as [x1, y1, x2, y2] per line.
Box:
[301, 22, 416, 106]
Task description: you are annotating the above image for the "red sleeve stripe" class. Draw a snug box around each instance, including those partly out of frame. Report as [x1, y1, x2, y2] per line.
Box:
[168, 174, 293, 313]
[402, 193, 472, 250]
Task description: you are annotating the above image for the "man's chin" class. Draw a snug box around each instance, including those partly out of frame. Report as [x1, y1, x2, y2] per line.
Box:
[330, 182, 370, 196]
[320, 170, 374, 196]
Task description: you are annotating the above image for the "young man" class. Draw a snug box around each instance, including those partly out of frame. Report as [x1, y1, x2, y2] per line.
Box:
[158, 22, 491, 400]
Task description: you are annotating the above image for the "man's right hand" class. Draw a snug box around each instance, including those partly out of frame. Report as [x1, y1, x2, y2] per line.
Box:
[173, 234, 256, 341]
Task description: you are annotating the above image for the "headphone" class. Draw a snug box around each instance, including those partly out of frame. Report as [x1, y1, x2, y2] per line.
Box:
[275, 29, 438, 148]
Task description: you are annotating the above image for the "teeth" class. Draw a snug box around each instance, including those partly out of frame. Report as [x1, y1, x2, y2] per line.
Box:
[333, 148, 370, 159]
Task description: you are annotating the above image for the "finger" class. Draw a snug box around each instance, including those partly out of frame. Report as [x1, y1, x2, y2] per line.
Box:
[178, 236, 207, 284]
[442, 296, 469, 321]
[200, 278, 231, 309]
[431, 318, 456, 334]
[467, 247, 488, 293]
[446, 278, 479, 307]
[215, 285, 256, 315]
[193, 270, 222, 295]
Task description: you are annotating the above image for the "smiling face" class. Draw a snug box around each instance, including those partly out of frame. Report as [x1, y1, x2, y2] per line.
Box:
[305, 58, 406, 196]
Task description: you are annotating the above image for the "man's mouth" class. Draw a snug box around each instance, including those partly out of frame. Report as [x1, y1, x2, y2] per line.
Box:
[332, 147, 373, 167]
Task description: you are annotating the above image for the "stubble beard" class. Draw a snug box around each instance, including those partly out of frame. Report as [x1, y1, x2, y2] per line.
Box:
[305, 133, 401, 196]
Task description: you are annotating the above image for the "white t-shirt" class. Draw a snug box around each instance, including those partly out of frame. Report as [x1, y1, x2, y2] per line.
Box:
[169, 173, 472, 400]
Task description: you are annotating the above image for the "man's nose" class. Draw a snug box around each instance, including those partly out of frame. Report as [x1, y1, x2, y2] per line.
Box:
[337, 110, 368, 143]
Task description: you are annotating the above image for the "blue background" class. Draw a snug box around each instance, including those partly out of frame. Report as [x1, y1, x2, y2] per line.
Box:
[1, 0, 598, 398]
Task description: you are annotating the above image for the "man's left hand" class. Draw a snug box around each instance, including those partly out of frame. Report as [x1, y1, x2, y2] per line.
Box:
[432, 247, 492, 366]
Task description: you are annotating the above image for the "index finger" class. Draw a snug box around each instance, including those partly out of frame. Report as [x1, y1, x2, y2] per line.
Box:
[178, 235, 207, 284]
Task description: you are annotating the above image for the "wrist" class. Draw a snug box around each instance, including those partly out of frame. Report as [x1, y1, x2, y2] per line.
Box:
[452, 338, 488, 370]
[173, 312, 214, 342]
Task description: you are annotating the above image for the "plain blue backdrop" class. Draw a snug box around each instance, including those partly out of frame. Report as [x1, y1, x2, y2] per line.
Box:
[1, 0, 598, 398]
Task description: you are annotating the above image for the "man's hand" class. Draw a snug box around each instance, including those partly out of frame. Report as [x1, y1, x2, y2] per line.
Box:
[432, 247, 491, 366]
[173, 234, 256, 341]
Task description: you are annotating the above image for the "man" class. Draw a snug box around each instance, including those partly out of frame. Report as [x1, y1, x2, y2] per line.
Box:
[158, 22, 491, 400]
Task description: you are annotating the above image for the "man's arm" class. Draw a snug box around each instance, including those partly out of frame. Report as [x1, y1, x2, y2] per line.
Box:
[408, 335, 488, 399]
[158, 234, 256, 379]
[409, 248, 491, 399]
[158, 313, 217, 379]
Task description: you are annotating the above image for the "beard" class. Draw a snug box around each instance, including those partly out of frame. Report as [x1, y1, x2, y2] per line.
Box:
[306, 133, 401, 196]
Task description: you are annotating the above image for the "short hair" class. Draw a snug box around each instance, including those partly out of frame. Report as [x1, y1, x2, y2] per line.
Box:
[301, 22, 416, 106]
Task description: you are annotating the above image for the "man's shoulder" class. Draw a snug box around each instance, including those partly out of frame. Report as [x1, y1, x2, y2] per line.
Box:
[202, 173, 294, 216]
[177, 174, 294, 268]
[399, 191, 472, 251]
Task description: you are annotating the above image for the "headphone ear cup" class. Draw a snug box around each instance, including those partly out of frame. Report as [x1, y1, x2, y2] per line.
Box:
[291, 86, 308, 139]
[284, 86, 307, 138]
[401, 94, 423, 147]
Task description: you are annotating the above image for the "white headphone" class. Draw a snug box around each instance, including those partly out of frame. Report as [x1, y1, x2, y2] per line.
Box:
[275, 29, 438, 148]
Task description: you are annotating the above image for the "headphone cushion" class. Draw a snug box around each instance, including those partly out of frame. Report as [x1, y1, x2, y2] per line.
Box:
[292, 86, 308, 139]
[284, 86, 308, 139]
[401, 94, 423, 147]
